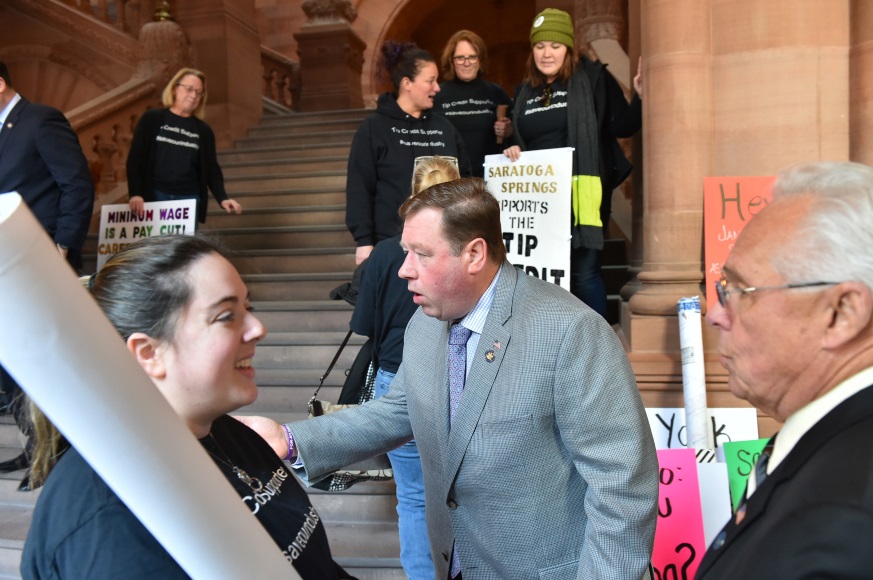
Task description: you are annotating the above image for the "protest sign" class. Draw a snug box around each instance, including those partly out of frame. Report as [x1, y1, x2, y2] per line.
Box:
[697, 462, 732, 545]
[484, 148, 573, 290]
[722, 438, 771, 511]
[653, 448, 707, 580]
[703, 176, 775, 311]
[97, 200, 197, 270]
[646, 408, 759, 450]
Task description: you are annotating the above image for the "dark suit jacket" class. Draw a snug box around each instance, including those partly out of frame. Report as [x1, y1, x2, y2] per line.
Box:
[0, 96, 93, 261]
[696, 385, 873, 579]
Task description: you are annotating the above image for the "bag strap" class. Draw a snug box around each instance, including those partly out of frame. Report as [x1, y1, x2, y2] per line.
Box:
[311, 328, 353, 401]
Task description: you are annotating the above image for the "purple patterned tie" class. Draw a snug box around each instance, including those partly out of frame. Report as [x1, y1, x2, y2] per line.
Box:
[448, 323, 472, 423]
[448, 323, 471, 578]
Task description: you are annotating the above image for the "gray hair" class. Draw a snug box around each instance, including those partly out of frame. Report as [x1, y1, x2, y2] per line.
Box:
[770, 161, 873, 292]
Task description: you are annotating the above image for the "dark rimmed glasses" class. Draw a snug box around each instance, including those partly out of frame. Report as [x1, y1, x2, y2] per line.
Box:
[714, 273, 839, 308]
[177, 83, 204, 98]
[543, 84, 552, 107]
[453, 55, 480, 64]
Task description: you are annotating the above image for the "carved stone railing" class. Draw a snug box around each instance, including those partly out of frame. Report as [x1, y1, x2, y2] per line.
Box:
[261, 46, 301, 111]
[59, 0, 152, 38]
[67, 78, 159, 195]
[66, 18, 192, 196]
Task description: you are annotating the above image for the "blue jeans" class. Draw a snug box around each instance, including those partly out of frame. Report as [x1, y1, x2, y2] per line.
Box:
[374, 368, 434, 580]
[570, 245, 607, 318]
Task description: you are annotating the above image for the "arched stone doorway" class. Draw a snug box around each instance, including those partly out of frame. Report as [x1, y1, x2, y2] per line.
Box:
[356, 0, 537, 101]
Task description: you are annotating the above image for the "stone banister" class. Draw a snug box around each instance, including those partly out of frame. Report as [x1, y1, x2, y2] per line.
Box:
[261, 46, 301, 111]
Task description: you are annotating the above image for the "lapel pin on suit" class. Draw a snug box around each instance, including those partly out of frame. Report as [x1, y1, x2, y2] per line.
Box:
[484, 350, 495, 362]
[4, 122, 11, 130]
[493, 340, 501, 350]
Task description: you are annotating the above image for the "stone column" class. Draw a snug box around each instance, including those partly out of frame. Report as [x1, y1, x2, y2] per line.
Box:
[623, 0, 712, 351]
[293, 0, 365, 112]
[172, 0, 262, 149]
[851, 0, 873, 164]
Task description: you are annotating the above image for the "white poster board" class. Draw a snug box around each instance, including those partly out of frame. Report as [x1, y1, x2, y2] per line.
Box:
[97, 200, 197, 270]
[484, 148, 573, 290]
[646, 407, 759, 450]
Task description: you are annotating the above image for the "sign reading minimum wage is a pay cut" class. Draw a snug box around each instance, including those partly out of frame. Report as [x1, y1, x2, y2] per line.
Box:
[484, 147, 573, 291]
[97, 200, 197, 270]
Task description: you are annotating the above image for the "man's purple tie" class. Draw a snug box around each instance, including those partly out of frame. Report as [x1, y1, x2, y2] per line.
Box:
[448, 323, 472, 423]
[448, 323, 471, 578]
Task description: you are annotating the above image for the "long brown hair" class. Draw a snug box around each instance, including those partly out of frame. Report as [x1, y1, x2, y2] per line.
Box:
[440, 30, 489, 81]
[524, 44, 579, 88]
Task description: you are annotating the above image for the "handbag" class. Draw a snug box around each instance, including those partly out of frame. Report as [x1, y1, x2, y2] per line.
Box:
[307, 330, 393, 491]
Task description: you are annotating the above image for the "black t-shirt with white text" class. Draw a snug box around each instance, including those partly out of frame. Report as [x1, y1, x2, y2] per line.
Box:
[515, 79, 569, 152]
[153, 110, 201, 195]
[21, 415, 352, 579]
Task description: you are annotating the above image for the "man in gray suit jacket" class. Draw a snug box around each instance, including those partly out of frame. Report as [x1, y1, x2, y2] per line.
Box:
[246, 178, 658, 579]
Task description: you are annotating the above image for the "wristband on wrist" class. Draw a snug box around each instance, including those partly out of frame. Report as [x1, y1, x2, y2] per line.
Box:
[281, 424, 294, 460]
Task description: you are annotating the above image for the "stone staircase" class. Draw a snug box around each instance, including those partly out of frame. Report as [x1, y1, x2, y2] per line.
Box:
[0, 107, 634, 578]
[0, 108, 406, 579]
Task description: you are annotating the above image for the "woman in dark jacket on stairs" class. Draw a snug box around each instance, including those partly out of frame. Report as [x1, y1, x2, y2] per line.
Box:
[346, 41, 471, 265]
[503, 9, 642, 318]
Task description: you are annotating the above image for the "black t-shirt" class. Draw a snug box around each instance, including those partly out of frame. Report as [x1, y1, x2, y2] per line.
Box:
[349, 236, 417, 373]
[434, 78, 512, 177]
[21, 415, 352, 580]
[153, 110, 201, 195]
[515, 79, 569, 151]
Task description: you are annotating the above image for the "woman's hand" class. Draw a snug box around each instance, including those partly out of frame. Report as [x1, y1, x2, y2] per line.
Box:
[503, 145, 522, 162]
[233, 415, 289, 459]
[355, 245, 373, 265]
[221, 199, 243, 214]
[129, 196, 145, 217]
[494, 118, 513, 141]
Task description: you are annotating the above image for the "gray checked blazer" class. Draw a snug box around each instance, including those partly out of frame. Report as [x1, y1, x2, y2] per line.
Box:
[290, 262, 658, 579]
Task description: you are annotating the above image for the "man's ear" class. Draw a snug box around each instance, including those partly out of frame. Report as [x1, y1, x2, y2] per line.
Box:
[822, 282, 873, 350]
[464, 237, 488, 275]
[126, 332, 166, 379]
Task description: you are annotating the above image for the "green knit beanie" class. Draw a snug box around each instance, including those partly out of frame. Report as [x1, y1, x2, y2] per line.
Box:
[530, 8, 575, 50]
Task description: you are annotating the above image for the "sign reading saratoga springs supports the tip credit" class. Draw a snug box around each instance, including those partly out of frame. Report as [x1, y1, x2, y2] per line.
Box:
[484, 148, 572, 291]
[97, 200, 197, 270]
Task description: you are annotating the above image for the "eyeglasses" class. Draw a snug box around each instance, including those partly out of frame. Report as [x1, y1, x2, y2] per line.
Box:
[177, 83, 204, 97]
[714, 273, 839, 308]
[453, 55, 480, 64]
[543, 84, 552, 107]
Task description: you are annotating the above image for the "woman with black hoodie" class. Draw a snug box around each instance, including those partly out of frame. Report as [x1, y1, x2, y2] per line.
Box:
[346, 41, 471, 265]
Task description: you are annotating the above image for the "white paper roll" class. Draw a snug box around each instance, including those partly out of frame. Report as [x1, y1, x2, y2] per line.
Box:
[677, 296, 712, 450]
[0, 194, 297, 578]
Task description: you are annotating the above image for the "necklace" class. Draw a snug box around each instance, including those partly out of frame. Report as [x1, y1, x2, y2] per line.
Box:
[206, 433, 264, 493]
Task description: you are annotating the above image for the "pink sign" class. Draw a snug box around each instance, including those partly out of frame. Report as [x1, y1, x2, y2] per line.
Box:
[652, 448, 707, 580]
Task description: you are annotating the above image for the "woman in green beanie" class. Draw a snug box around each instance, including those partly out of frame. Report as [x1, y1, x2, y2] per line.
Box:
[504, 7, 642, 318]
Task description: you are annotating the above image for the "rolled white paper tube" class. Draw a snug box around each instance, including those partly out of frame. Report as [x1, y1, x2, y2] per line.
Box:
[0, 194, 297, 579]
[677, 296, 712, 450]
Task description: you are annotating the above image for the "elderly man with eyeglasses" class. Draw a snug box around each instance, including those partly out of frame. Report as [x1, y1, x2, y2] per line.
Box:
[696, 161, 873, 579]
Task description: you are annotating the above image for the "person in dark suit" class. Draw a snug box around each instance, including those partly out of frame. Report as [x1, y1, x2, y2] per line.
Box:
[0, 61, 94, 475]
[241, 178, 658, 579]
[697, 161, 873, 579]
